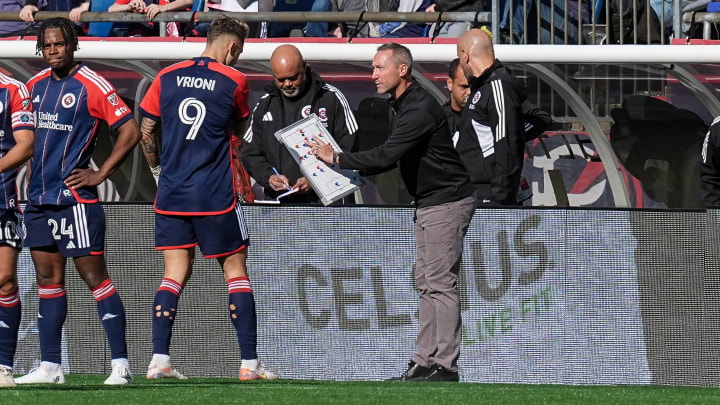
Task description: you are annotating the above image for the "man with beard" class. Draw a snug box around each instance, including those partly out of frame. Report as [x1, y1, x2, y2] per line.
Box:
[444, 58, 470, 139]
[242, 44, 357, 203]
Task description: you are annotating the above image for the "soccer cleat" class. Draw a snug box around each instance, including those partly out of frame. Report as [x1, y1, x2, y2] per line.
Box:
[0, 366, 15, 388]
[239, 363, 278, 381]
[146, 362, 188, 380]
[14, 363, 65, 384]
[104, 363, 134, 385]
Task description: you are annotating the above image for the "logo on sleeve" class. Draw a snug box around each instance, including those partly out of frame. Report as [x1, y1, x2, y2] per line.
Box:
[318, 107, 328, 122]
[301, 105, 311, 118]
[61, 93, 76, 109]
[115, 106, 129, 117]
[22, 99, 30, 109]
[107, 93, 119, 106]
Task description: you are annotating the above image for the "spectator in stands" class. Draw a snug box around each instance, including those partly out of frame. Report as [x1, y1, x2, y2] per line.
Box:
[329, 0, 366, 37]
[242, 44, 358, 203]
[0, 0, 31, 36]
[19, 0, 86, 34]
[308, 42, 475, 382]
[425, 0, 481, 38]
[443, 58, 469, 137]
[264, 0, 314, 37]
[108, 0, 192, 36]
[456, 28, 527, 205]
[193, 0, 269, 37]
[376, 0, 431, 37]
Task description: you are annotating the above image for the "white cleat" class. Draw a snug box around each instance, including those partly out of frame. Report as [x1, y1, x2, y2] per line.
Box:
[104, 363, 134, 385]
[146, 362, 187, 380]
[14, 362, 65, 385]
[239, 363, 279, 381]
[0, 366, 15, 388]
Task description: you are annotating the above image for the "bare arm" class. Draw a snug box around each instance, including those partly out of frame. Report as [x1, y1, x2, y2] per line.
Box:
[0, 129, 33, 173]
[140, 117, 161, 169]
[65, 118, 142, 188]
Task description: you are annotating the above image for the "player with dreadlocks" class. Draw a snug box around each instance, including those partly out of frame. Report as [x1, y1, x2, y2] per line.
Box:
[15, 17, 141, 386]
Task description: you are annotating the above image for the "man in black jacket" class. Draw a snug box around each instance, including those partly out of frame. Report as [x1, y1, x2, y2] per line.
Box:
[242, 44, 357, 203]
[701, 117, 720, 207]
[443, 58, 469, 140]
[309, 42, 476, 382]
[456, 28, 527, 205]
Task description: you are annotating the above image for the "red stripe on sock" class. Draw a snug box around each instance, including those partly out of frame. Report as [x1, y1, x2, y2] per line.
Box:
[228, 276, 252, 293]
[38, 284, 66, 299]
[158, 278, 183, 295]
[0, 290, 19, 307]
[91, 279, 117, 301]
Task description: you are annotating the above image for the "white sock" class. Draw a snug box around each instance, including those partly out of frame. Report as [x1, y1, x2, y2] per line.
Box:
[0, 364, 11, 371]
[112, 358, 130, 369]
[241, 359, 258, 370]
[151, 354, 171, 366]
[40, 361, 61, 372]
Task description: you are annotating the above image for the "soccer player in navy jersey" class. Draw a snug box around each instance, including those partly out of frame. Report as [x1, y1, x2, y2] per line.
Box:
[0, 73, 35, 388]
[14, 18, 141, 385]
[138, 16, 277, 381]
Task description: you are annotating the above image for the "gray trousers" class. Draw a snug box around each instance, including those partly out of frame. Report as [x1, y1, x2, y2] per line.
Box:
[412, 195, 476, 372]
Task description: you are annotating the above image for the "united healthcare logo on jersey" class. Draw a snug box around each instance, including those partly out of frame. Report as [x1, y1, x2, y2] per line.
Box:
[61, 93, 76, 109]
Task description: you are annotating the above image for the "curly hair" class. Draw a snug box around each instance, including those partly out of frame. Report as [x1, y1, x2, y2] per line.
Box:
[36, 17, 79, 56]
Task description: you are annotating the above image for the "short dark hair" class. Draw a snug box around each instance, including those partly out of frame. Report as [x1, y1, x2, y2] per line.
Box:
[377, 42, 413, 75]
[448, 58, 461, 80]
[36, 17, 78, 56]
[207, 16, 249, 44]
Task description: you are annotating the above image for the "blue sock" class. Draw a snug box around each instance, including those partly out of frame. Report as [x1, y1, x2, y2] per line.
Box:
[0, 289, 21, 368]
[152, 278, 182, 355]
[228, 277, 257, 360]
[38, 285, 67, 364]
[91, 279, 128, 360]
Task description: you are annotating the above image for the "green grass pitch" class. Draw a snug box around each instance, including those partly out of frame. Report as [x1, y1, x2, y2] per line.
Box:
[1, 375, 719, 404]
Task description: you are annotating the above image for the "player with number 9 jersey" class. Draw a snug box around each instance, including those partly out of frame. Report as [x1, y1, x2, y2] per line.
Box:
[139, 56, 250, 216]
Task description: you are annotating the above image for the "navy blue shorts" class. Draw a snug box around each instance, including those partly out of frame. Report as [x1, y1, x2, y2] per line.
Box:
[0, 208, 23, 250]
[23, 203, 105, 257]
[155, 202, 249, 258]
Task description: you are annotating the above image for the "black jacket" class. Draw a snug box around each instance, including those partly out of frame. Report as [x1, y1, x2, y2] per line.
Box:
[242, 66, 357, 203]
[456, 59, 526, 205]
[701, 117, 720, 207]
[442, 100, 462, 137]
[338, 82, 473, 209]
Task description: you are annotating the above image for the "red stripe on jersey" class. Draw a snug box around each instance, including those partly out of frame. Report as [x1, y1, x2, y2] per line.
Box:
[139, 60, 195, 120]
[204, 244, 247, 259]
[26, 68, 51, 92]
[208, 61, 250, 121]
[0, 290, 20, 307]
[39, 284, 66, 299]
[68, 186, 99, 204]
[91, 279, 117, 301]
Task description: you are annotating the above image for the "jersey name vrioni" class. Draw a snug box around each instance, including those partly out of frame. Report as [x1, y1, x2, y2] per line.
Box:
[27, 64, 133, 205]
[0, 73, 33, 210]
[139, 57, 250, 215]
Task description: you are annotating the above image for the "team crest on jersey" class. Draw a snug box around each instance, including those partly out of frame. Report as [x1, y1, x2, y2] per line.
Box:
[318, 107, 328, 122]
[107, 93, 119, 106]
[472, 91, 481, 105]
[22, 99, 30, 109]
[61, 93, 76, 108]
[301, 105, 312, 118]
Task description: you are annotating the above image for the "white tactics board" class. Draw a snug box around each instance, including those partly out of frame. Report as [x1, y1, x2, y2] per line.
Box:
[274, 114, 364, 206]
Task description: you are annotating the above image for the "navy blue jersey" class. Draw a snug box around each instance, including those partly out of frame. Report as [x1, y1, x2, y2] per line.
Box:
[27, 64, 133, 205]
[0, 73, 33, 210]
[139, 57, 250, 215]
